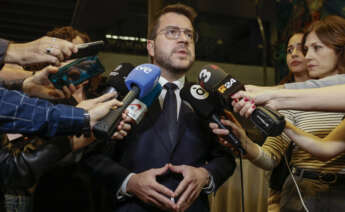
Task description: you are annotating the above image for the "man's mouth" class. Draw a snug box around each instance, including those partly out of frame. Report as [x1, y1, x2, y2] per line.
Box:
[174, 48, 189, 56]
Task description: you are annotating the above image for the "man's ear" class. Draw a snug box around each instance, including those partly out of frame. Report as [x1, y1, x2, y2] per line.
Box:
[147, 40, 155, 57]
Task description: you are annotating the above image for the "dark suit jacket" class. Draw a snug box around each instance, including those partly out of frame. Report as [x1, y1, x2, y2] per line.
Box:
[82, 83, 236, 212]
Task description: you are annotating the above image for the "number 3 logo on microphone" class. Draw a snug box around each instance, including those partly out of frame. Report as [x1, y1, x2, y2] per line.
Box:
[199, 69, 211, 83]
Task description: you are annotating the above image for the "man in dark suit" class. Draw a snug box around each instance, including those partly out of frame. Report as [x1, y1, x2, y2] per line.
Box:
[82, 3, 235, 212]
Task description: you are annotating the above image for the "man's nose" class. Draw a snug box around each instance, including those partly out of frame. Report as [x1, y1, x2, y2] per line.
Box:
[177, 31, 189, 43]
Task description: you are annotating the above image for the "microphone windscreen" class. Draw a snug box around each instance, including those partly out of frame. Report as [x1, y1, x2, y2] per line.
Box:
[106, 63, 134, 97]
[125, 64, 161, 98]
[141, 83, 162, 107]
[198, 64, 227, 91]
[198, 64, 244, 97]
[180, 83, 218, 119]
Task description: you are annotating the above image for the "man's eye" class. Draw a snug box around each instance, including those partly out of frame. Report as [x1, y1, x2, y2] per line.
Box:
[185, 32, 193, 39]
[287, 48, 293, 54]
[167, 29, 179, 36]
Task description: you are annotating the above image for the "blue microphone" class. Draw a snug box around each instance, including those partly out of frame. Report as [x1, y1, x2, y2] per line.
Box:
[93, 64, 161, 140]
[126, 84, 162, 125]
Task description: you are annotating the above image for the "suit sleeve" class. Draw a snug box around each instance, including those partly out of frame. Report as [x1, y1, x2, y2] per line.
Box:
[202, 132, 236, 191]
[0, 87, 85, 137]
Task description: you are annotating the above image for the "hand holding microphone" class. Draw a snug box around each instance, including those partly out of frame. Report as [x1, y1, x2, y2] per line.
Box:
[111, 84, 163, 140]
[93, 64, 161, 140]
[180, 83, 246, 154]
[198, 65, 285, 137]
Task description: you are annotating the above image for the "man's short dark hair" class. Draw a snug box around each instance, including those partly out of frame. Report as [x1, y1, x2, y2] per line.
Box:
[147, 3, 197, 40]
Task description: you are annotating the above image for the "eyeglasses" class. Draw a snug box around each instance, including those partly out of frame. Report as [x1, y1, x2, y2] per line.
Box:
[156, 26, 199, 43]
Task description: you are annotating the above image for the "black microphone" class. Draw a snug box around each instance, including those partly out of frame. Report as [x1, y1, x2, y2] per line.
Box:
[93, 64, 161, 140]
[180, 83, 246, 154]
[198, 64, 285, 137]
[103, 63, 134, 98]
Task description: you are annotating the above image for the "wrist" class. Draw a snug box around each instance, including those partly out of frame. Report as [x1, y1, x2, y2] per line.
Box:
[272, 90, 290, 110]
[22, 77, 30, 93]
[247, 142, 262, 161]
[126, 173, 137, 194]
[5, 43, 24, 65]
[199, 167, 210, 187]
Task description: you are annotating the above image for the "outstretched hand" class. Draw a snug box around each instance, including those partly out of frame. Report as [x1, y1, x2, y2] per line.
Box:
[209, 119, 259, 160]
[77, 92, 123, 128]
[22, 65, 77, 99]
[5, 36, 77, 66]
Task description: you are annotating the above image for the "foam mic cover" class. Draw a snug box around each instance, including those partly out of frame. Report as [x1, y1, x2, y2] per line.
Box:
[198, 64, 244, 108]
[198, 64, 285, 137]
[127, 83, 162, 124]
[103, 63, 134, 98]
[180, 83, 245, 154]
[180, 84, 218, 119]
[93, 64, 161, 140]
[125, 64, 161, 99]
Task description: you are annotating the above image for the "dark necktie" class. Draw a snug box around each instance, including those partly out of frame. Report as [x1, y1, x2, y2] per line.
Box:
[162, 83, 178, 148]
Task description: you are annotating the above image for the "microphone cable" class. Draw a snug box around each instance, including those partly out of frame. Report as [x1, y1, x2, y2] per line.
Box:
[284, 155, 310, 212]
[213, 114, 246, 212]
[238, 148, 245, 212]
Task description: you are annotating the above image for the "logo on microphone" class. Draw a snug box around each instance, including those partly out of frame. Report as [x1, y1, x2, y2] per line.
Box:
[136, 65, 153, 74]
[128, 103, 142, 111]
[199, 69, 211, 83]
[114, 64, 123, 72]
[109, 71, 120, 77]
[190, 85, 209, 100]
[218, 78, 237, 94]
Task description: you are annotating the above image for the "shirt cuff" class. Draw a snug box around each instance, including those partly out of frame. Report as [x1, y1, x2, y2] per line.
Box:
[116, 173, 135, 200]
[202, 173, 215, 194]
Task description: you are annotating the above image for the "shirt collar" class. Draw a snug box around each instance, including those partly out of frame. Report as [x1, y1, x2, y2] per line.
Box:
[159, 76, 185, 90]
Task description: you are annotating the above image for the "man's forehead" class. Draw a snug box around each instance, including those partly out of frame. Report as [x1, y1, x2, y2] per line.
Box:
[158, 12, 193, 30]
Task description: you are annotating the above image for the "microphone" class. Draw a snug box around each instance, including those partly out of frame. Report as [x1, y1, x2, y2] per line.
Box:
[180, 83, 246, 154]
[198, 64, 285, 137]
[93, 64, 161, 140]
[103, 63, 134, 98]
[126, 83, 162, 124]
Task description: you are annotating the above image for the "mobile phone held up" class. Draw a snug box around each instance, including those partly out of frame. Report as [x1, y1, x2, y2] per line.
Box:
[49, 56, 105, 89]
[69, 40, 104, 59]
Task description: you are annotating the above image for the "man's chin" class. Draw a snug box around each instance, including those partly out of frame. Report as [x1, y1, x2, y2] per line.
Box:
[173, 59, 194, 69]
[172, 63, 193, 73]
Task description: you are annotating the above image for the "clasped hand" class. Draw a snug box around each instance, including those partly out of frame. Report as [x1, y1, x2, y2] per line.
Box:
[127, 164, 210, 212]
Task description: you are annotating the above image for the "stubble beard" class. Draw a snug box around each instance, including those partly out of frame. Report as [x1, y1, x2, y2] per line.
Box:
[154, 47, 194, 75]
